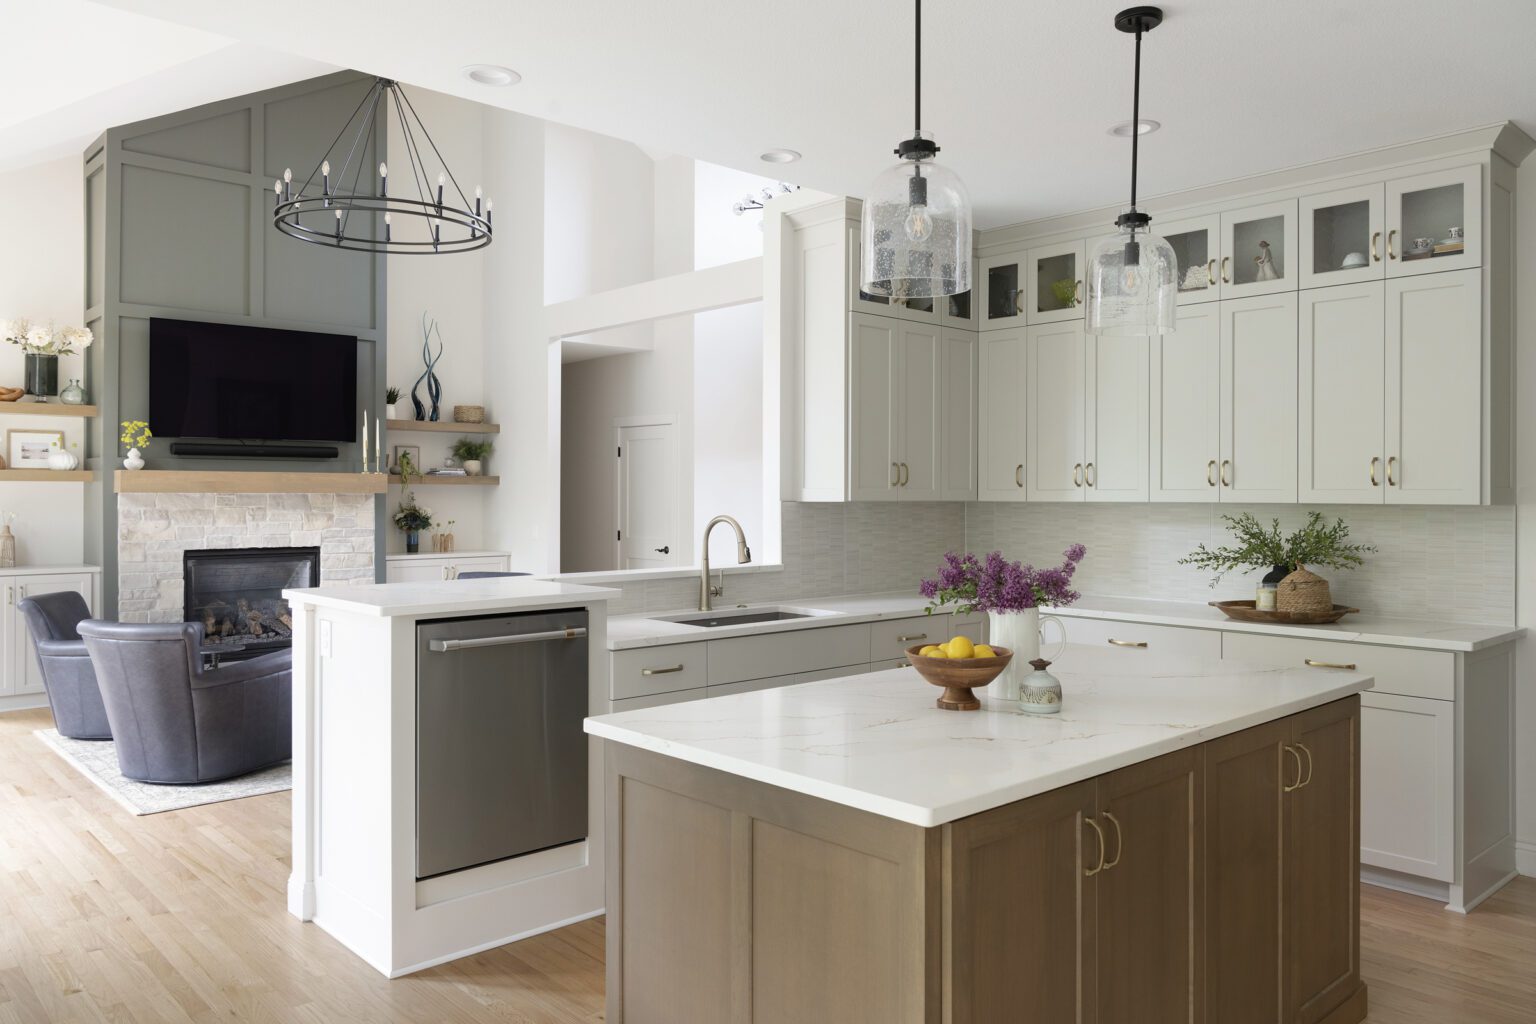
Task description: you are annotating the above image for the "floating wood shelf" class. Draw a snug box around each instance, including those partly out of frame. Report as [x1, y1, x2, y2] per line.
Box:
[0, 469, 96, 482]
[390, 475, 499, 486]
[114, 471, 387, 494]
[0, 403, 99, 418]
[386, 419, 499, 435]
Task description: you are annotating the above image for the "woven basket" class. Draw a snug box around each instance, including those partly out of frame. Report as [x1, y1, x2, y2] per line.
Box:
[453, 404, 485, 424]
[1276, 567, 1332, 615]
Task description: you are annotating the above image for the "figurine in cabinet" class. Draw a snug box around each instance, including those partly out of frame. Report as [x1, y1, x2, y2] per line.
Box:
[1254, 240, 1279, 281]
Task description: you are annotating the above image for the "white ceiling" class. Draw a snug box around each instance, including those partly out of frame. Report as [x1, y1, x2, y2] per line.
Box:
[0, 0, 331, 172]
[85, 0, 1536, 228]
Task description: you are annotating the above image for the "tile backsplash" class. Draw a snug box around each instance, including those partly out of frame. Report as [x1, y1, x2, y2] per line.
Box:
[964, 503, 1516, 626]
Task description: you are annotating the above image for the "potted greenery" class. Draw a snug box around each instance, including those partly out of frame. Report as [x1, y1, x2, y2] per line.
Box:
[385, 386, 401, 419]
[451, 437, 494, 476]
[392, 492, 433, 553]
[1179, 511, 1376, 601]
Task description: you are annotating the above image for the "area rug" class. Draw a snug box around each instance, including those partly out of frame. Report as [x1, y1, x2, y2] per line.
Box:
[33, 729, 291, 815]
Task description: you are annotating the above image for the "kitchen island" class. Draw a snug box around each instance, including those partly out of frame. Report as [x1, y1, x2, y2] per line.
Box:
[284, 578, 617, 977]
[586, 645, 1373, 1024]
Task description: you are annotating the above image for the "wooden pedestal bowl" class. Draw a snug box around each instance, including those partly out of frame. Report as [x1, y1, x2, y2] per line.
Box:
[905, 645, 1014, 711]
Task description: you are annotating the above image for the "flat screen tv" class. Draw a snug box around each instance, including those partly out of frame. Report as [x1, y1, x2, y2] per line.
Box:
[149, 318, 358, 443]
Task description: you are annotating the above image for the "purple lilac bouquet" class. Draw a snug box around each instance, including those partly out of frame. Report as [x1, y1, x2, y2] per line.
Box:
[919, 545, 1086, 615]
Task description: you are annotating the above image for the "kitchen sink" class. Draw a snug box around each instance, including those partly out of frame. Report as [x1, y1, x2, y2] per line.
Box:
[658, 607, 822, 629]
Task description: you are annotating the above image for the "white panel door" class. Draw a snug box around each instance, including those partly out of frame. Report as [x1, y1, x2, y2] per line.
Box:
[897, 323, 942, 500]
[1150, 303, 1220, 502]
[13, 573, 93, 695]
[1085, 334, 1148, 502]
[1386, 269, 1482, 504]
[0, 578, 14, 697]
[937, 328, 977, 500]
[1220, 293, 1298, 503]
[616, 420, 681, 570]
[977, 326, 1028, 501]
[1360, 693, 1455, 882]
[1025, 321, 1086, 502]
[1298, 282, 1386, 504]
[848, 313, 899, 501]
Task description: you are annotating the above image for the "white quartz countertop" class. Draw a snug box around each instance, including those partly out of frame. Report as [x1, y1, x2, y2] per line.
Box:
[585, 645, 1374, 827]
[284, 578, 618, 617]
[607, 591, 1521, 653]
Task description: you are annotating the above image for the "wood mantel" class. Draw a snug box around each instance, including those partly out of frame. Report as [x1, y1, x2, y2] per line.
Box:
[113, 470, 387, 494]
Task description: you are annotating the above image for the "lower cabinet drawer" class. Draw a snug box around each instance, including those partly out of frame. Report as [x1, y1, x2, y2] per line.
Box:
[1360, 692, 1455, 881]
[707, 673, 799, 698]
[869, 658, 911, 672]
[1058, 617, 1221, 659]
[1220, 632, 1454, 700]
[870, 615, 948, 662]
[611, 644, 708, 700]
[707, 624, 871, 685]
[609, 689, 705, 713]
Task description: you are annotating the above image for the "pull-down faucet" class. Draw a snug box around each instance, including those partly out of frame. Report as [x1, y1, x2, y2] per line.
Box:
[699, 515, 751, 611]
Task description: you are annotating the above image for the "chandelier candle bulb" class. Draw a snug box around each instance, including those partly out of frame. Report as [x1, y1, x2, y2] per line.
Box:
[378, 162, 388, 197]
[436, 172, 445, 211]
[321, 160, 330, 199]
[384, 212, 392, 243]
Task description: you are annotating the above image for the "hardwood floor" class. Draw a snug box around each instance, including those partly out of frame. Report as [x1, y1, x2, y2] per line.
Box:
[2, 705, 1532, 1023]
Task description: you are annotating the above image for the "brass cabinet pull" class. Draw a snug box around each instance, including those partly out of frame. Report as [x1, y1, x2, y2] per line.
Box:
[1073, 280, 1084, 305]
[1103, 811, 1123, 870]
[1207, 459, 1217, 487]
[1387, 455, 1397, 487]
[900, 462, 910, 487]
[1015, 464, 1024, 488]
[1084, 817, 1107, 876]
[1370, 456, 1380, 487]
[1220, 459, 1231, 487]
[896, 633, 928, 643]
[1207, 258, 1217, 285]
[1296, 742, 1315, 789]
[1283, 745, 1304, 792]
[1107, 638, 1148, 648]
[1387, 229, 1397, 260]
[1073, 463, 1084, 487]
[1084, 462, 1096, 488]
[5, 586, 11, 606]
[1370, 231, 1381, 262]
[641, 664, 686, 676]
[1220, 256, 1231, 283]
[891, 462, 900, 487]
[1304, 658, 1357, 671]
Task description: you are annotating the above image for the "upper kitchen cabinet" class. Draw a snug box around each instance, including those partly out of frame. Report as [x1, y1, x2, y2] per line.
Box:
[980, 251, 1026, 328]
[1385, 166, 1481, 278]
[1301, 184, 1385, 289]
[1220, 293, 1299, 503]
[1219, 199, 1298, 298]
[1160, 214, 1222, 305]
[848, 314, 943, 501]
[1298, 282, 1387, 504]
[939, 259, 979, 328]
[1149, 303, 1221, 502]
[977, 326, 1028, 502]
[847, 226, 939, 323]
[938, 329, 979, 500]
[1025, 241, 1085, 324]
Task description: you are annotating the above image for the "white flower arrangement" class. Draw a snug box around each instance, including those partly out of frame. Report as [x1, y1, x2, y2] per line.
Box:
[2, 317, 94, 356]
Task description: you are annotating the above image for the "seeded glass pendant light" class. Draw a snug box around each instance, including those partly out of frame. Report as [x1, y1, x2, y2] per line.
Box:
[1085, 7, 1177, 335]
[859, 0, 972, 299]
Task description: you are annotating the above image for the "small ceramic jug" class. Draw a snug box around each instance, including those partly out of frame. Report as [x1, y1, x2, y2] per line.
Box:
[1019, 658, 1064, 715]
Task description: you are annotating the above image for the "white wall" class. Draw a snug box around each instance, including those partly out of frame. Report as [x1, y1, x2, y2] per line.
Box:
[1515, 154, 1536, 876]
[0, 156, 88, 566]
[693, 160, 785, 269]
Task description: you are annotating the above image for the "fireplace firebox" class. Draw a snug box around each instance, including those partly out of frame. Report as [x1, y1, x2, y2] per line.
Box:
[182, 546, 320, 659]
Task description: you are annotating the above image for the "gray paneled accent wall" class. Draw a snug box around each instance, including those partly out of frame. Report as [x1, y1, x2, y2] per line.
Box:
[83, 72, 388, 614]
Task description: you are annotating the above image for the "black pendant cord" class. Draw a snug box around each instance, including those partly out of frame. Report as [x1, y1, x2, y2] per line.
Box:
[913, 0, 921, 138]
[1129, 23, 1142, 212]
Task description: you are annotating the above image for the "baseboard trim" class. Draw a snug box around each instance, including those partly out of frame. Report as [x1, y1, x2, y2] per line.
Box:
[1318, 984, 1368, 1024]
[1360, 865, 1449, 904]
[389, 907, 605, 978]
[1517, 840, 1536, 877]
[0, 694, 50, 714]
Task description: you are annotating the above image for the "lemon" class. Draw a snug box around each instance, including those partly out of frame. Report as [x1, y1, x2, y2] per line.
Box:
[918, 644, 942, 657]
[947, 635, 976, 659]
[925, 648, 949, 659]
[974, 644, 996, 658]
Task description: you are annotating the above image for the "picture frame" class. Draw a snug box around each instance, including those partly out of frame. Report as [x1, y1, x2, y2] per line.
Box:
[7, 429, 64, 469]
[391, 444, 421, 476]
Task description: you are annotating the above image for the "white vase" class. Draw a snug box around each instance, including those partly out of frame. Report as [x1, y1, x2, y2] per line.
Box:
[987, 609, 1067, 702]
[123, 447, 145, 471]
[47, 448, 79, 471]
[387, 403, 400, 419]
[463, 459, 482, 477]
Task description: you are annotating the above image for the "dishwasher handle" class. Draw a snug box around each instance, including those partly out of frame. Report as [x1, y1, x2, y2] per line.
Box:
[429, 626, 588, 652]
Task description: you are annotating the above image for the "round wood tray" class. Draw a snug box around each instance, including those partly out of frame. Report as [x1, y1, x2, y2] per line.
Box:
[1209, 600, 1359, 625]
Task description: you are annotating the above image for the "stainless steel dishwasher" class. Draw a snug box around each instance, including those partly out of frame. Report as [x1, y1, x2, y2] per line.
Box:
[415, 609, 589, 880]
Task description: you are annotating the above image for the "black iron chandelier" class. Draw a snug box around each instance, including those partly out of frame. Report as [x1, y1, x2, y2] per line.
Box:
[272, 77, 491, 255]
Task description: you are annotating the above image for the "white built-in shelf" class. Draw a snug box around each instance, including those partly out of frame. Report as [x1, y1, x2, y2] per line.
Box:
[386, 419, 499, 435]
[0, 469, 96, 482]
[114, 470, 387, 494]
[390, 474, 499, 487]
[0, 402, 99, 418]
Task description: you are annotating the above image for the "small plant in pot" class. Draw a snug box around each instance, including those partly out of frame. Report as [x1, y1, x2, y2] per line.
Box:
[392, 492, 433, 554]
[385, 386, 401, 419]
[1179, 511, 1376, 614]
[450, 437, 493, 477]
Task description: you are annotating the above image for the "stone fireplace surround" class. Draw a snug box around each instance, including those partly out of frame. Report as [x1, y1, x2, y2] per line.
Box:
[116, 491, 374, 623]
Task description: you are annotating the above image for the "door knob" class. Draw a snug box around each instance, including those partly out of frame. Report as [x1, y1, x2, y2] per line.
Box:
[654, 545, 670, 554]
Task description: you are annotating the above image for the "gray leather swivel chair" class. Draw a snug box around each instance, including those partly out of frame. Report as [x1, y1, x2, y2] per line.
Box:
[17, 592, 112, 740]
[77, 620, 292, 785]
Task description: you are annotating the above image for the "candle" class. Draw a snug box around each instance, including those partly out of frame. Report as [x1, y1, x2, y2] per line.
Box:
[384, 212, 392, 243]
[283, 167, 292, 201]
[376, 418, 382, 474]
[361, 410, 368, 472]
[321, 160, 331, 197]
[436, 172, 445, 211]
[378, 162, 388, 197]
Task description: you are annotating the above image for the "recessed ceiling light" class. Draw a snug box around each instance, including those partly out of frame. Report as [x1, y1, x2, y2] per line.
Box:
[1108, 118, 1160, 137]
[760, 148, 801, 164]
[462, 64, 521, 87]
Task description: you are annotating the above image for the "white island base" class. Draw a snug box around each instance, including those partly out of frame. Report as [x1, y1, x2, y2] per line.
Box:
[284, 579, 617, 977]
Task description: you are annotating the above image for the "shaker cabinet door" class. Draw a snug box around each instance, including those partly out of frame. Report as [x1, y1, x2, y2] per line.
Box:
[1298, 282, 1386, 504]
[1150, 303, 1220, 502]
[847, 314, 900, 501]
[1024, 322, 1086, 502]
[976, 327, 1028, 501]
[1085, 334, 1149, 502]
[937, 328, 977, 500]
[1220, 293, 1298, 503]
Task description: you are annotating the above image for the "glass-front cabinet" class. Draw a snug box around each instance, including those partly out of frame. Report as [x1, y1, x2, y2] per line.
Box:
[1158, 214, 1221, 305]
[980, 251, 1026, 327]
[939, 259, 978, 327]
[1219, 199, 1298, 299]
[1025, 241, 1085, 324]
[1385, 165, 1481, 279]
[1300, 184, 1385, 289]
[847, 227, 940, 322]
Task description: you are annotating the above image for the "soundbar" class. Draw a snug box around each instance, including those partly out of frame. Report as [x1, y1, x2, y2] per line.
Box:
[168, 441, 340, 459]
